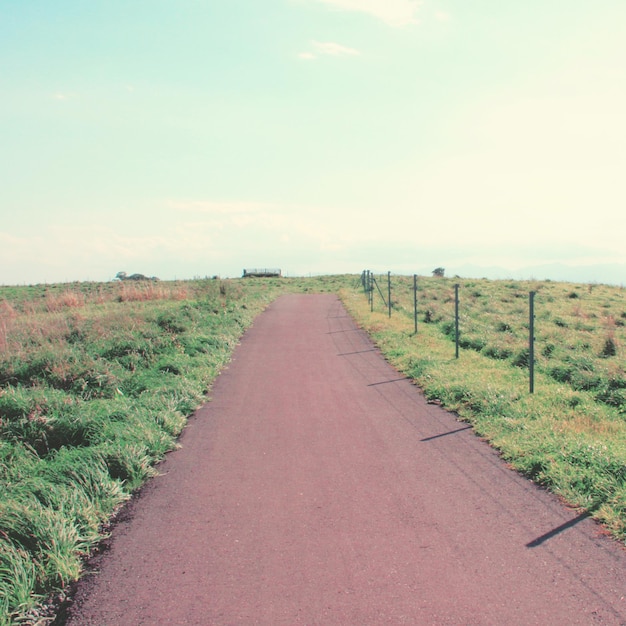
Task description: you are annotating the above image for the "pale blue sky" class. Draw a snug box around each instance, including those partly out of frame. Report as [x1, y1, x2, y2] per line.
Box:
[2, 0, 625, 284]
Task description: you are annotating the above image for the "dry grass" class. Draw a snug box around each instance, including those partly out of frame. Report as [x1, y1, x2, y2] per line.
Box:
[0, 319, 7, 353]
[45, 291, 86, 312]
[0, 281, 198, 354]
[116, 282, 190, 302]
[0, 301, 17, 352]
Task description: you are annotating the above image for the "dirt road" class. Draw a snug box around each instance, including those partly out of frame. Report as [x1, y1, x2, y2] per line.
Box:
[61, 294, 626, 625]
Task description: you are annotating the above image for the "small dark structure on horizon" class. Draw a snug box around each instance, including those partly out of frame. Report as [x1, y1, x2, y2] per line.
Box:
[242, 268, 282, 278]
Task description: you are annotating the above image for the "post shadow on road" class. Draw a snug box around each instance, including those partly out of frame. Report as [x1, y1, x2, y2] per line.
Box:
[366, 377, 411, 387]
[337, 348, 378, 357]
[326, 328, 363, 334]
[419, 425, 473, 442]
[526, 505, 601, 548]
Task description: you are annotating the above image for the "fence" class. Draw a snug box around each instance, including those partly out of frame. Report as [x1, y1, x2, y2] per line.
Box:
[360, 271, 625, 399]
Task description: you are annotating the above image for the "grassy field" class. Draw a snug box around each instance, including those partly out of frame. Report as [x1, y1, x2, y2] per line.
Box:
[0, 275, 350, 625]
[1, 273, 625, 623]
[340, 274, 626, 543]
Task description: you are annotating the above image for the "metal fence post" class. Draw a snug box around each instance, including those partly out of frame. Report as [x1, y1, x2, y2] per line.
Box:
[413, 274, 418, 334]
[387, 271, 392, 318]
[529, 291, 536, 394]
[455, 284, 460, 359]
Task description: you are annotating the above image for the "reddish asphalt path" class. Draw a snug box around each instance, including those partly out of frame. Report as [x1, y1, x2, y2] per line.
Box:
[63, 294, 626, 625]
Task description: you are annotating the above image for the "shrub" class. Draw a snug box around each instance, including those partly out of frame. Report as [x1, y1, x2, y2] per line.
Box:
[156, 311, 188, 334]
[599, 336, 618, 358]
[483, 344, 513, 360]
[440, 321, 455, 338]
[548, 364, 574, 383]
[459, 334, 487, 352]
[512, 348, 530, 368]
[495, 321, 513, 333]
[595, 387, 626, 410]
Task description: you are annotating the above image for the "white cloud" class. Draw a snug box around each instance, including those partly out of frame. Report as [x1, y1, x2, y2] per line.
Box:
[312, 40, 360, 56]
[298, 52, 317, 60]
[308, 0, 421, 27]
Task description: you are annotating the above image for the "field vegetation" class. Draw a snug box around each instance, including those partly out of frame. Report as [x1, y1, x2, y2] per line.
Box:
[0, 275, 347, 624]
[341, 274, 626, 544]
[2, 272, 626, 623]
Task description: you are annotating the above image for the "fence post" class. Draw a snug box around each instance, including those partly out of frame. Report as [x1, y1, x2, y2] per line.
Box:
[529, 291, 536, 394]
[455, 284, 460, 359]
[413, 274, 418, 334]
[369, 271, 373, 312]
[387, 271, 392, 318]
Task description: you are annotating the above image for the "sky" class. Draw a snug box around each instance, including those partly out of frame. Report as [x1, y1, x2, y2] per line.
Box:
[2, 0, 626, 285]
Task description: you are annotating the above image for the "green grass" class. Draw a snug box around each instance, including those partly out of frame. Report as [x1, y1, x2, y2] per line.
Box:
[340, 274, 626, 543]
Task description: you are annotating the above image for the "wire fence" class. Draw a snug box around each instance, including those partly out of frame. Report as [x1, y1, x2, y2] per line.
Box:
[360, 270, 626, 400]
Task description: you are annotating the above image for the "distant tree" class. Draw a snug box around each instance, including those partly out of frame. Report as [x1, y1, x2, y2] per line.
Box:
[115, 271, 159, 281]
[432, 267, 445, 278]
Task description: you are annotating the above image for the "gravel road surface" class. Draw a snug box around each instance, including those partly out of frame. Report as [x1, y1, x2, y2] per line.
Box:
[61, 294, 626, 625]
